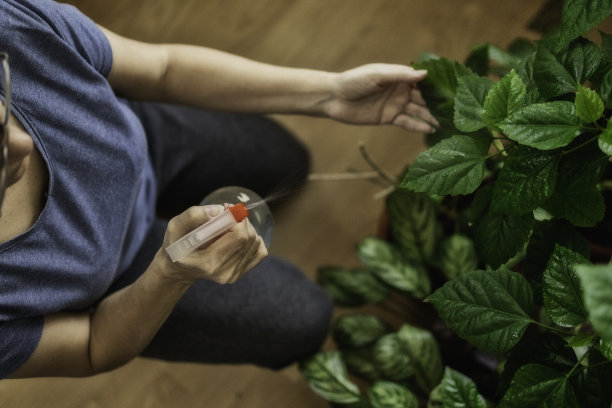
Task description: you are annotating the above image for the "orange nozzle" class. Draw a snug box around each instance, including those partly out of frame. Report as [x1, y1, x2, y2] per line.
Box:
[229, 203, 249, 223]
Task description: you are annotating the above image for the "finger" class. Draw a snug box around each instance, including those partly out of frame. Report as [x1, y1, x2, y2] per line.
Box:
[405, 101, 439, 127]
[370, 64, 428, 85]
[410, 86, 427, 106]
[166, 205, 224, 243]
[393, 113, 437, 133]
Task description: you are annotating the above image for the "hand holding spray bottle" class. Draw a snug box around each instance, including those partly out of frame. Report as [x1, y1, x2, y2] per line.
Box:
[165, 203, 250, 263]
[164, 186, 274, 263]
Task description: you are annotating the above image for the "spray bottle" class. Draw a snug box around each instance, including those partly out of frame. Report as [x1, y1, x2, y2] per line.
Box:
[165, 203, 250, 263]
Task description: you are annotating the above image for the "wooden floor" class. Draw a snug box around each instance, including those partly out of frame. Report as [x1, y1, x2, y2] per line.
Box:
[1, 0, 569, 406]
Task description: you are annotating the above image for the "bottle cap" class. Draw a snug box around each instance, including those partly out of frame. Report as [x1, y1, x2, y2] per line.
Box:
[229, 203, 249, 222]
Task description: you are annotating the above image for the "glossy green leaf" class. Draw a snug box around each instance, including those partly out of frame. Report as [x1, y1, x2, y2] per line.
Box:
[499, 364, 580, 408]
[499, 102, 581, 150]
[373, 334, 414, 381]
[555, 0, 612, 52]
[599, 128, 612, 156]
[396, 324, 443, 392]
[368, 381, 418, 408]
[357, 237, 431, 298]
[533, 45, 578, 98]
[575, 86, 604, 123]
[542, 245, 589, 327]
[402, 135, 486, 196]
[386, 189, 436, 262]
[490, 146, 560, 215]
[299, 351, 361, 404]
[439, 367, 487, 408]
[427, 269, 534, 353]
[473, 211, 534, 269]
[454, 75, 494, 132]
[317, 266, 390, 307]
[559, 37, 602, 85]
[576, 264, 612, 343]
[437, 234, 478, 280]
[333, 314, 390, 350]
[482, 70, 526, 131]
[342, 347, 382, 381]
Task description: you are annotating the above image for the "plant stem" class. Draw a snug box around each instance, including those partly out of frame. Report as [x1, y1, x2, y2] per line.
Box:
[561, 135, 599, 156]
[358, 142, 396, 186]
[533, 321, 570, 336]
[566, 345, 592, 379]
[492, 138, 508, 158]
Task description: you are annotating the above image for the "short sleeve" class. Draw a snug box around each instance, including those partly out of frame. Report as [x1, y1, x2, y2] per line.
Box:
[0, 317, 43, 379]
[36, 2, 114, 77]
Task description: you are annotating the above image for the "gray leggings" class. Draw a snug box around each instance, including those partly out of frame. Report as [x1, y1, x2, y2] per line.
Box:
[109, 102, 333, 369]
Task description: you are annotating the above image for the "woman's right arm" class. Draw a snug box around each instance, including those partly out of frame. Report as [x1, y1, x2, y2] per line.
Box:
[9, 205, 267, 378]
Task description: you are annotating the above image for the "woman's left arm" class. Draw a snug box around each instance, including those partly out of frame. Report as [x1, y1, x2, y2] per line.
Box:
[100, 26, 437, 133]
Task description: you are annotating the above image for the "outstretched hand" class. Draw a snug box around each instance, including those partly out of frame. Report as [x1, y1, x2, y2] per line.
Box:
[323, 64, 438, 133]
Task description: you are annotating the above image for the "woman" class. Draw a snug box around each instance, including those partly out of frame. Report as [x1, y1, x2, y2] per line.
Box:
[0, 0, 437, 378]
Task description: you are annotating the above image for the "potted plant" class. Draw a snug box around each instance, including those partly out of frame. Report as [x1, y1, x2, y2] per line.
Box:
[299, 1, 612, 407]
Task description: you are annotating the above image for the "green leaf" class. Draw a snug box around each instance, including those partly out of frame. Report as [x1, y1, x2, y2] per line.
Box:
[333, 314, 390, 350]
[600, 69, 612, 108]
[402, 135, 487, 196]
[601, 339, 612, 361]
[317, 266, 390, 307]
[473, 210, 534, 269]
[544, 141, 608, 227]
[357, 237, 431, 298]
[368, 381, 418, 408]
[499, 101, 581, 150]
[599, 127, 612, 156]
[602, 31, 612, 60]
[428, 384, 444, 408]
[436, 234, 479, 280]
[575, 86, 604, 123]
[386, 189, 436, 262]
[482, 70, 526, 131]
[555, 0, 612, 52]
[560, 37, 602, 85]
[427, 269, 534, 353]
[373, 334, 415, 381]
[542, 245, 589, 327]
[498, 333, 578, 396]
[533, 45, 578, 98]
[439, 367, 487, 408]
[576, 264, 612, 343]
[464, 43, 490, 77]
[567, 332, 594, 348]
[396, 324, 443, 393]
[546, 185, 606, 227]
[414, 57, 474, 138]
[490, 146, 560, 215]
[299, 351, 361, 404]
[343, 347, 382, 381]
[523, 220, 590, 304]
[499, 364, 580, 408]
[454, 75, 494, 132]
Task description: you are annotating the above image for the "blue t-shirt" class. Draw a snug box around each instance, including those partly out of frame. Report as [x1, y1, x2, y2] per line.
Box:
[0, 0, 157, 377]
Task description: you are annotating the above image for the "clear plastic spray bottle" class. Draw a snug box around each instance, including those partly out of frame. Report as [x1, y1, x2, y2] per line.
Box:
[165, 203, 250, 263]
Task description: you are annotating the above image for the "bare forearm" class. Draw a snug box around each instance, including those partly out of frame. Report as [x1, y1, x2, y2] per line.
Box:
[88, 250, 191, 373]
[103, 28, 337, 116]
[160, 45, 335, 114]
